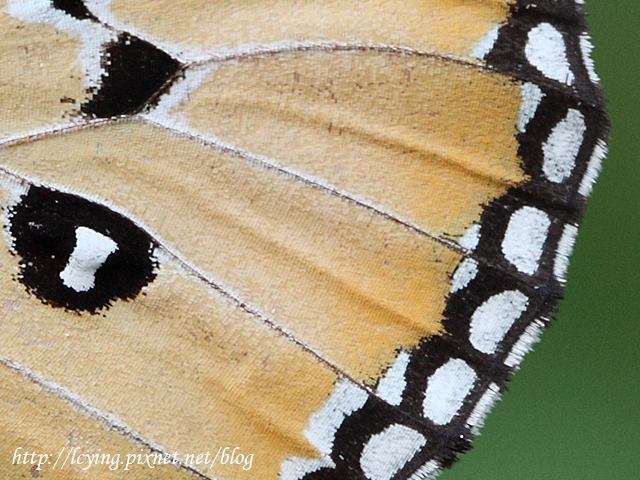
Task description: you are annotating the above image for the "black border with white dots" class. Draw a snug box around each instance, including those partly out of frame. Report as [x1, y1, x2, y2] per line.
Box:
[300, 1, 609, 479]
[1, 1, 608, 479]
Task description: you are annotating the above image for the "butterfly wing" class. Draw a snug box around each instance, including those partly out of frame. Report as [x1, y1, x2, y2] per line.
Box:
[0, 1, 606, 479]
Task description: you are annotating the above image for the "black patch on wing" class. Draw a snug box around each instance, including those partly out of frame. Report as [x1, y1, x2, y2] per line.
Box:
[7, 186, 157, 313]
[484, 0, 602, 103]
[81, 34, 182, 118]
[297, 1, 609, 479]
[52, 0, 97, 21]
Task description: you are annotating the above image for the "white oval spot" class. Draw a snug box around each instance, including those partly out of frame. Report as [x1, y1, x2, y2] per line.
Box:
[450, 258, 478, 294]
[469, 290, 530, 355]
[59, 226, 118, 292]
[376, 351, 410, 406]
[360, 424, 426, 480]
[518, 82, 544, 133]
[458, 223, 481, 251]
[502, 206, 551, 275]
[525, 23, 574, 84]
[542, 109, 586, 183]
[281, 380, 368, 479]
[422, 358, 477, 425]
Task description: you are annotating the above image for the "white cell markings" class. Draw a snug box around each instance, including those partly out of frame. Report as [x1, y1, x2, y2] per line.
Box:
[360, 424, 426, 480]
[518, 82, 544, 133]
[471, 27, 500, 59]
[525, 23, 574, 84]
[376, 351, 410, 406]
[469, 290, 530, 355]
[542, 109, 586, 183]
[450, 258, 479, 294]
[422, 358, 477, 425]
[280, 379, 369, 478]
[458, 223, 481, 251]
[502, 206, 551, 275]
[59, 226, 118, 292]
[304, 379, 368, 456]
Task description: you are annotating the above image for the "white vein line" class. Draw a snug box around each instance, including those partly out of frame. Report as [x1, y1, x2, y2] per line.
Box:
[0, 113, 556, 310]
[0, 132, 480, 441]
[0, 353, 218, 480]
[0, 119, 112, 148]
[0, 166, 446, 439]
[141, 116, 470, 258]
[0, 165, 373, 397]
[85, 0, 490, 69]
[178, 40, 601, 110]
[0, 112, 473, 259]
[187, 41, 485, 70]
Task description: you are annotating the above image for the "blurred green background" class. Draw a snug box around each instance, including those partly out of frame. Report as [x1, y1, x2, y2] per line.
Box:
[441, 2, 640, 480]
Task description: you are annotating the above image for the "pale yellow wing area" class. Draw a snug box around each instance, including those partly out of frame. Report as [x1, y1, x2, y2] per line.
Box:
[164, 52, 525, 237]
[0, 362, 196, 480]
[0, 1, 529, 479]
[0, 121, 460, 382]
[108, 0, 509, 59]
[0, 5, 92, 141]
[0, 182, 337, 479]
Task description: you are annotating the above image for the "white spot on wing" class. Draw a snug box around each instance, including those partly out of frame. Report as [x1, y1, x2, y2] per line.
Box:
[502, 206, 551, 275]
[360, 424, 426, 480]
[423, 358, 477, 425]
[458, 224, 481, 251]
[281, 379, 368, 478]
[144, 64, 214, 127]
[553, 223, 579, 283]
[504, 320, 546, 368]
[518, 82, 544, 133]
[376, 351, 410, 406]
[580, 34, 600, 83]
[280, 457, 333, 480]
[59, 227, 118, 292]
[6, 0, 116, 90]
[305, 379, 368, 455]
[525, 23, 574, 85]
[542, 109, 586, 183]
[471, 27, 500, 59]
[450, 258, 478, 294]
[578, 140, 608, 197]
[469, 290, 530, 355]
[85, 0, 206, 61]
[0, 175, 30, 208]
